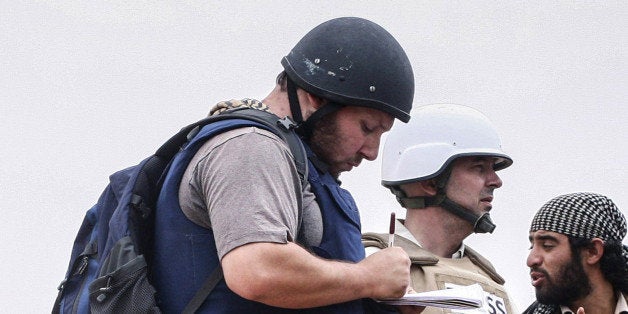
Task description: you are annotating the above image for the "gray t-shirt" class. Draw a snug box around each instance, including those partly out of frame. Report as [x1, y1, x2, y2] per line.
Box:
[179, 126, 322, 260]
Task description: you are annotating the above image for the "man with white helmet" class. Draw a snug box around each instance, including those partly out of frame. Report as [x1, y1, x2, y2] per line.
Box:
[363, 103, 517, 314]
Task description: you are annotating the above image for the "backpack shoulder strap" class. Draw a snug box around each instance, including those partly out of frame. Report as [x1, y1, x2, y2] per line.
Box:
[181, 266, 223, 314]
[174, 108, 308, 314]
[155, 108, 307, 187]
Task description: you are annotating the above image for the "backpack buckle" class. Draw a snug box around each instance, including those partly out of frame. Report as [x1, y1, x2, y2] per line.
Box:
[96, 276, 113, 302]
[57, 278, 67, 291]
[277, 116, 297, 131]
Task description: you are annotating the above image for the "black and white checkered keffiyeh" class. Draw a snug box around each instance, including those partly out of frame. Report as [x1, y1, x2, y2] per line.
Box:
[529, 192, 627, 314]
[530, 192, 626, 243]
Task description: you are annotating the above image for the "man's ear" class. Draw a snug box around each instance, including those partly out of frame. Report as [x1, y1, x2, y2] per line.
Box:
[419, 179, 439, 196]
[582, 238, 605, 265]
[304, 91, 325, 109]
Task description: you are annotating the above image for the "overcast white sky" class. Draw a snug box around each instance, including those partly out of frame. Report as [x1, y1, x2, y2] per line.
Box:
[2, 1, 627, 312]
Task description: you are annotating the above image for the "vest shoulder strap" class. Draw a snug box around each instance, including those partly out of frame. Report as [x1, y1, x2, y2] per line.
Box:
[463, 246, 505, 284]
[362, 232, 506, 284]
[362, 232, 439, 265]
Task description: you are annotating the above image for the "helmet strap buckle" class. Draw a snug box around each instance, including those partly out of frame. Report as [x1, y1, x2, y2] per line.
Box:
[440, 197, 496, 234]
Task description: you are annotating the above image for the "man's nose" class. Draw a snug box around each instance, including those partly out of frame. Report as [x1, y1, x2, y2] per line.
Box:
[488, 170, 503, 188]
[526, 248, 541, 268]
[360, 136, 380, 161]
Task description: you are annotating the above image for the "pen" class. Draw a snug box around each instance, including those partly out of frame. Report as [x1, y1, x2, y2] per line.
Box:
[388, 212, 395, 247]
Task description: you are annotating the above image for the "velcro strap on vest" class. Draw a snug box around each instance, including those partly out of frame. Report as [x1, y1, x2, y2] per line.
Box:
[362, 232, 438, 266]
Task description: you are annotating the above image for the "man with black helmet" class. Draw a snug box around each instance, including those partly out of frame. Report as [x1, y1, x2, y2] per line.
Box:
[151, 17, 418, 313]
[363, 104, 517, 314]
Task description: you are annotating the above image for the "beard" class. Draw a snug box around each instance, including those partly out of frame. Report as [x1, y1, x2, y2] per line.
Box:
[308, 112, 360, 178]
[534, 250, 592, 305]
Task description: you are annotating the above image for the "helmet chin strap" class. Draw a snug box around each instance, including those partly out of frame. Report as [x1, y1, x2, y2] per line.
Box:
[393, 189, 496, 234]
[286, 77, 343, 140]
[287, 78, 304, 126]
[439, 198, 496, 234]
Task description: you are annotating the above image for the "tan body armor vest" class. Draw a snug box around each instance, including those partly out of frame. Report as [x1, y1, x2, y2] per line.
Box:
[363, 232, 515, 314]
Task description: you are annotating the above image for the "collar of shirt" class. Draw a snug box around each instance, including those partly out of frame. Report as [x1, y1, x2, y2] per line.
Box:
[616, 292, 628, 314]
[559, 292, 628, 314]
[397, 220, 465, 259]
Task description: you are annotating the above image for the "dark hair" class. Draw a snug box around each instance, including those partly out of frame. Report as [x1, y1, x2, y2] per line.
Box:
[276, 71, 288, 91]
[569, 237, 628, 293]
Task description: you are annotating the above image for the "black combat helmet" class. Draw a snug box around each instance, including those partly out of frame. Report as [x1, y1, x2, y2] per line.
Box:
[281, 17, 415, 127]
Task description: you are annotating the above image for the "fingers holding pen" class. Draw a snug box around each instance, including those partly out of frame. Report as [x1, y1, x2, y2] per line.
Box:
[361, 246, 411, 299]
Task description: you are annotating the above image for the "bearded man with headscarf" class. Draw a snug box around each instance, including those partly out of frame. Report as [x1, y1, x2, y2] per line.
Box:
[524, 192, 628, 314]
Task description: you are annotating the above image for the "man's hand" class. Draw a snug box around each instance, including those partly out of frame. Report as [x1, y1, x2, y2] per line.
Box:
[358, 246, 411, 299]
[396, 287, 425, 314]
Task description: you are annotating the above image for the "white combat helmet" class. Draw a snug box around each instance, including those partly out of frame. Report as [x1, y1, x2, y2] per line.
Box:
[381, 104, 513, 233]
[381, 103, 512, 187]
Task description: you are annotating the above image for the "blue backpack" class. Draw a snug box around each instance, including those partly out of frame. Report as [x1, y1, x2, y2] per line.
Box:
[53, 108, 307, 314]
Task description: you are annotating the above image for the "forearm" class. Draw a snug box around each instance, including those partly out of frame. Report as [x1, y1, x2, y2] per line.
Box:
[222, 242, 374, 308]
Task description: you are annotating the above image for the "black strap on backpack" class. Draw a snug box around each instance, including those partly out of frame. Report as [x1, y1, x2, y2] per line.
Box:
[136, 107, 307, 249]
[156, 108, 307, 313]
[53, 108, 308, 314]
[156, 108, 307, 186]
[181, 267, 223, 314]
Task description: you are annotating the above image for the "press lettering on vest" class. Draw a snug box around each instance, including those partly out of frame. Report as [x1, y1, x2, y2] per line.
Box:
[445, 283, 507, 314]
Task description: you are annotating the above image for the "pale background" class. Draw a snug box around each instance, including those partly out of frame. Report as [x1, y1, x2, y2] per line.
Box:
[2, 1, 627, 312]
